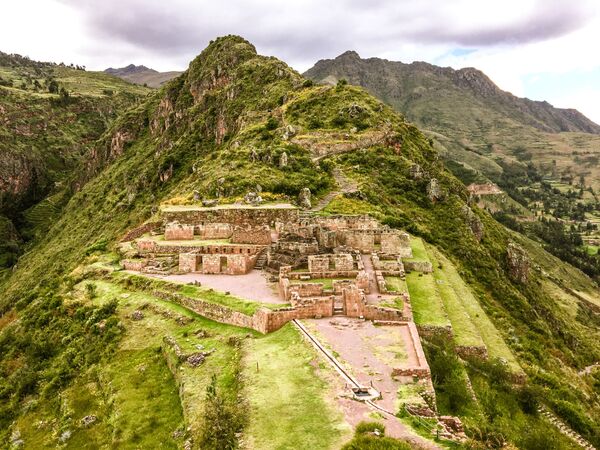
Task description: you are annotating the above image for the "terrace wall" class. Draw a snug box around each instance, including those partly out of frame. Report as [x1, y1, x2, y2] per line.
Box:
[161, 207, 299, 227]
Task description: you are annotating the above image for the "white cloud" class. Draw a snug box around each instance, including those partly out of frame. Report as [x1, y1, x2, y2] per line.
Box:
[1, 0, 599, 123]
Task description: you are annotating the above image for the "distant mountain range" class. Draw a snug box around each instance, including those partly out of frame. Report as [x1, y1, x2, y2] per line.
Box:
[104, 64, 182, 88]
[304, 51, 600, 191]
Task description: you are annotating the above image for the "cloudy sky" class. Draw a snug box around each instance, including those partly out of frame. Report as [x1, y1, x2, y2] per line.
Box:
[2, 0, 600, 123]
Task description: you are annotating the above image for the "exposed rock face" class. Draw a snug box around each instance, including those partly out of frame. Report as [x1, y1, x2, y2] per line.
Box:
[426, 178, 442, 202]
[282, 124, 296, 140]
[279, 151, 288, 168]
[506, 243, 530, 283]
[409, 163, 424, 180]
[461, 205, 484, 241]
[243, 191, 262, 205]
[298, 187, 312, 209]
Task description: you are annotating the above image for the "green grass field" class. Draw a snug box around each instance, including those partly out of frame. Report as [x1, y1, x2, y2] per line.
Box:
[384, 276, 408, 293]
[405, 271, 450, 327]
[243, 324, 351, 449]
[428, 249, 485, 348]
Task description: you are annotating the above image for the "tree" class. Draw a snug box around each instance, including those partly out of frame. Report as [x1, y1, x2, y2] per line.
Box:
[47, 79, 59, 93]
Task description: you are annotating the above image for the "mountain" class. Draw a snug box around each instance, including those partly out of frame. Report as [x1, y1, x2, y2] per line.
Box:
[305, 51, 600, 186]
[104, 64, 182, 88]
[305, 51, 600, 285]
[0, 51, 149, 271]
[1, 37, 599, 448]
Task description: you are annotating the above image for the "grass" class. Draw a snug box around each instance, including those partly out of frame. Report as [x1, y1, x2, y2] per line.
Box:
[380, 296, 405, 310]
[427, 249, 521, 372]
[384, 276, 408, 293]
[428, 249, 485, 348]
[585, 245, 598, 256]
[113, 272, 289, 315]
[243, 324, 351, 449]
[405, 237, 429, 262]
[405, 272, 450, 327]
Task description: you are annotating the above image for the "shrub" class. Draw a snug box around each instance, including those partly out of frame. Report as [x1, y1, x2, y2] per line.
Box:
[302, 79, 314, 88]
[265, 116, 278, 130]
[85, 283, 97, 300]
[355, 421, 385, 435]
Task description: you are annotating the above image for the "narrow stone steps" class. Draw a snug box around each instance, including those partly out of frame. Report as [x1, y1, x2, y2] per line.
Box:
[538, 406, 596, 450]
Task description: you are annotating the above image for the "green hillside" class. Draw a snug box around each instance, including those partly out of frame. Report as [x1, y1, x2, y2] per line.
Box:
[305, 51, 600, 286]
[0, 52, 149, 270]
[1, 37, 599, 449]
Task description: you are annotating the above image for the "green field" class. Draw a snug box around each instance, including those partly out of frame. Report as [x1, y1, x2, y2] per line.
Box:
[243, 325, 351, 449]
[429, 249, 485, 348]
[405, 271, 450, 327]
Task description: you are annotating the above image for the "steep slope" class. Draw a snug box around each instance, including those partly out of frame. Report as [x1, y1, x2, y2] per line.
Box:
[0, 52, 150, 269]
[1, 37, 599, 448]
[305, 51, 600, 188]
[105, 64, 182, 88]
[305, 51, 600, 287]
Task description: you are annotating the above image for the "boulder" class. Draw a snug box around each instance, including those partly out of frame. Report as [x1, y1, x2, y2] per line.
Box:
[202, 199, 218, 207]
[427, 178, 442, 202]
[131, 310, 144, 321]
[409, 163, 424, 180]
[282, 125, 296, 140]
[279, 151, 288, 168]
[244, 191, 262, 206]
[81, 415, 97, 427]
[298, 187, 311, 209]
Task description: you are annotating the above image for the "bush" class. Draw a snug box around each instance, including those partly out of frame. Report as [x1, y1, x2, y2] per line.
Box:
[355, 421, 385, 435]
[85, 283, 97, 299]
[265, 116, 278, 130]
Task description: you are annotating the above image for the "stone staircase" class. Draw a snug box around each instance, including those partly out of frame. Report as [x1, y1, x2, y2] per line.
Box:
[538, 405, 596, 450]
[254, 249, 268, 270]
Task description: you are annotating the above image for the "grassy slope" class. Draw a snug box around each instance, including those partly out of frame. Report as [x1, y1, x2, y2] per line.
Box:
[243, 324, 351, 449]
[1, 36, 599, 448]
[0, 59, 149, 270]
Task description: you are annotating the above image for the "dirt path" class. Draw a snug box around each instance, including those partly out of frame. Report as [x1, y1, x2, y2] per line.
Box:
[146, 270, 283, 304]
[311, 168, 358, 212]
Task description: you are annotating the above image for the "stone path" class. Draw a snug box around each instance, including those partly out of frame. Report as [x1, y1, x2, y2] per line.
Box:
[578, 362, 600, 376]
[311, 168, 358, 212]
[538, 405, 596, 449]
[147, 270, 283, 304]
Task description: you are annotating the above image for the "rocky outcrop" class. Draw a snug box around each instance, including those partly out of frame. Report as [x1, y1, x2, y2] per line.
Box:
[506, 243, 530, 283]
[426, 178, 442, 202]
[298, 188, 312, 209]
[461, 205, 484, 242]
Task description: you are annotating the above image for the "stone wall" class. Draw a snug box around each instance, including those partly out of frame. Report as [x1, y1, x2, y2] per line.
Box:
[403, 260, 433, 273]
[200, 253, 256, 275]
[333, 253, 354, 271]
[196, 223, 232, 239]
[231, 226, 272, 245]
[120, 221, 162, 242]
[343, 285, 366, 317]
[161, 206, 299, 227]
[356, 271, 370, 293]
[364, 305, 411, 322]
[164, 222, 195, 240]
[179, 253, 201, 273]
[287, 282, 325, 299]
[341, 231, 375, 253]
[380, 232, 411, 255]
[122, 259, 148, 271]
[137, 242, 262, 256]
[308, 255, 330, 272]
[456, 345, 488, 359]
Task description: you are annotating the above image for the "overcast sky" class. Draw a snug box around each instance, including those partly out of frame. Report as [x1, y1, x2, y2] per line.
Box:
[2, 0, 600, 123]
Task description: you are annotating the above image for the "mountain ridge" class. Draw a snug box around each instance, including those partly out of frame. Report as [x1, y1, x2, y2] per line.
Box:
[306, 50, 600, 134]
[104, 64, 182, 88]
